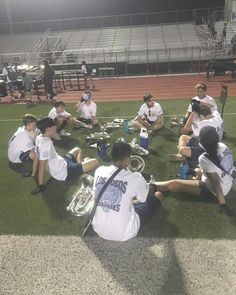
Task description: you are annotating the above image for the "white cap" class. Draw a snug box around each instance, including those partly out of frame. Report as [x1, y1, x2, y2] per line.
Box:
[81, 93, 90, 101]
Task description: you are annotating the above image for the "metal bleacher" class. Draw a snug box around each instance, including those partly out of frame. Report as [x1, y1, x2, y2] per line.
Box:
[57, 22, 203, 64]
[0, 32, 43, 55]
[2, 17, 235, 66]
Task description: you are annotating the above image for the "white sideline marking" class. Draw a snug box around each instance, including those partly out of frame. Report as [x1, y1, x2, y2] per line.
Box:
[0, 112, 236, 122]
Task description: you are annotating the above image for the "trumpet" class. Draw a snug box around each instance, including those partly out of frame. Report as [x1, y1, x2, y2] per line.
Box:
[66, 174, 94, 216]
[128, 155, 145, 173]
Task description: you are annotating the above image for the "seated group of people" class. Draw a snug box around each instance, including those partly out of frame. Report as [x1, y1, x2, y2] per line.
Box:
[1, 62, 35, 102]
[7, 82, 235, 242]
[7, 91, 100, 192]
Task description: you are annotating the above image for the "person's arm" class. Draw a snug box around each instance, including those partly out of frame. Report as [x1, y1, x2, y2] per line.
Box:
[31, 159, 46, 195]
[38, 160, 46, 186]
[179, 111, 195, 135]
[91, 103, 97, 125]
[205, 172, 225, 205]
[2, 67, 8, 77]
[135, 174, 149, 202]
[75, 101, 81, 111]
[184, 110, 191, 118]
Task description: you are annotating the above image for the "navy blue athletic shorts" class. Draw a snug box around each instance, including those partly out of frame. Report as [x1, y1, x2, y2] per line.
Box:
[64, 153, 84, 180]
[134, 188, 161, 227]
[19, 150, 31, 162]
[187, 137, 205, 162]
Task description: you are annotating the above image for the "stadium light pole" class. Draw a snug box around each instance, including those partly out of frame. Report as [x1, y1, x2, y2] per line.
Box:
[3, 0, 13, 34]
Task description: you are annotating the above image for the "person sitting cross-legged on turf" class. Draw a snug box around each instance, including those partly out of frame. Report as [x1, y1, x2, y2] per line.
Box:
[169, 103, 224, 167]
[156, 126, 234, 210]
[75, 91, 98, 127]
[8, 114, 38, 176]
[32, 117, 99, 194]
[48, 100, 82, 140]
[91, 141, 164, 242]
[179, 83, 218, 135]
[131, 94, 163, 135]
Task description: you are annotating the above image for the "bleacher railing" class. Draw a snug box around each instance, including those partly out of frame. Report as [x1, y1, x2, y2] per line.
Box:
[0, 43, 233, 76]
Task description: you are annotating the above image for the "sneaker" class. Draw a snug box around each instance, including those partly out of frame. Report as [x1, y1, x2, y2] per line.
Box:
[168, 153, 186, 162]
[53, 133, 62, 140]
[59, 130, 71, 136]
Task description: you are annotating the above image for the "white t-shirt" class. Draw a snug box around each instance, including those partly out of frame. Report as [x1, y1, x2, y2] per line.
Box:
[92, 165, 149, 241]
[192, 112, 224, 140]
[199, 143, 233, 197]
[138, 102, 163, 122]
[2, 67, 16, 82]
[8, 127, 35, 163]
[187, 95, 218, 113]
[35, 135, 67, 181]
[48, 107, 70, 120]
[81, 65, 87, 74]
[79, 101, 97, 119]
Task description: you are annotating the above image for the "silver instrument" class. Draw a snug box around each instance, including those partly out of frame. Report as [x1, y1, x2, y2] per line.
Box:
[128, 155, 145, 172]
[101, 122, 121, 131]
[86, 132, 111, 143]
[129, 138, 149, 156]
[66, 174, 94, 216]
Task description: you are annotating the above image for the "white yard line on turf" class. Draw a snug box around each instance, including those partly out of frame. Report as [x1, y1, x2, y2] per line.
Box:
[0, 112, 236, 122]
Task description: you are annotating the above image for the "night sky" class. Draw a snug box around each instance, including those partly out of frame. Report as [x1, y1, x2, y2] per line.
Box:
[0, 0, 225, 22]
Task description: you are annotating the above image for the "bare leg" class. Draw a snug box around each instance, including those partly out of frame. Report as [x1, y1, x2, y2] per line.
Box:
[151, 122, 164, 131]
[178, 135, 192, 158]
[68, 147, 99, 173]
[82, 159, 99, 173]
[68, 147, 82, 162]
[132, 119, 143, 130]
[155, 179, 201, 197]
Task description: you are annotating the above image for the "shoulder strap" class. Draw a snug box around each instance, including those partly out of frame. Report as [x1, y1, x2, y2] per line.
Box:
[82, 167, 122, 237]
[203, 152, 232, 177]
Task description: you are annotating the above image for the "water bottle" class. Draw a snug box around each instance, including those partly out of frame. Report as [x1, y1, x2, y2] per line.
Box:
[149, 175, 156, 184]
[180, 162, 189, 179]
[123, 119, 129, 133]
[97, 140, 107, 158]
[140, 128, 149, 150]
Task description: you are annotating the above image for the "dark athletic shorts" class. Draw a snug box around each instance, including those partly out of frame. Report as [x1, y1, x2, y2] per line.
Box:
[187, 137, 205, 162]
[19, 150, 31, 162]
[134, 188, 162, 227]
[64, 153, 84, 180]
[199, 180, 216, 201]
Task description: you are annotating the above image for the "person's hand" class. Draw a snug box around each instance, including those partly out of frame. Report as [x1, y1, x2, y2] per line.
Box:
[31, 185, 45, 195]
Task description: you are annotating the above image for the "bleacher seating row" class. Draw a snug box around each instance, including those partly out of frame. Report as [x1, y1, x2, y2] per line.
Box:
[1, 21, 236, 64]
[0, 23, 200, 54]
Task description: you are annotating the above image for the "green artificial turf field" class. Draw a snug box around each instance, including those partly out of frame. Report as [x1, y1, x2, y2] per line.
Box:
[0, 98, 236, 238]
